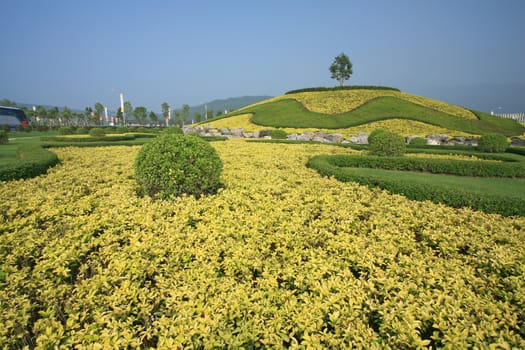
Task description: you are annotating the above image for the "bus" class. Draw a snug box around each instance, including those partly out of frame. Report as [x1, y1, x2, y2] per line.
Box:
[0, 106, 29, 131]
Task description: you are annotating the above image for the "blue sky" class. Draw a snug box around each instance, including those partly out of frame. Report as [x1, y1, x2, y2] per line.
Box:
[2, 0, 524, 113]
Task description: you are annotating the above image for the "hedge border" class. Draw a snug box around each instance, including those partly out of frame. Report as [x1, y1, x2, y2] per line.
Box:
[307, 155, 525, 216]
[324, 154, 525, 178]
[285, 86, 401, 94]
[0, 145, 60, 181]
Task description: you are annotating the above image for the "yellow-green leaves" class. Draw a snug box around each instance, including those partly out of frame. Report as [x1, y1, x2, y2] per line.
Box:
[0, 141, 524, 348]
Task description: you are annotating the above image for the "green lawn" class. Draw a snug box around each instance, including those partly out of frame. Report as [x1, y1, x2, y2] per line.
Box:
[243, 97, 524, 136]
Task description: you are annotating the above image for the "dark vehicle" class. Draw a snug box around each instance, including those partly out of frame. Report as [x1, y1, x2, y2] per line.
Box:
[0, 106, 29, 131]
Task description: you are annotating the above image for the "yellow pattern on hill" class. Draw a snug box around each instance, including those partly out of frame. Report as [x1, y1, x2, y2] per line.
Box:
[236, 89, 478, 120]
[201, 114, 475, 137]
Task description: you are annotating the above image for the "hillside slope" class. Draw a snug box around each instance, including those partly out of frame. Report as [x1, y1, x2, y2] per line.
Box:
[204, 88, 524, 137]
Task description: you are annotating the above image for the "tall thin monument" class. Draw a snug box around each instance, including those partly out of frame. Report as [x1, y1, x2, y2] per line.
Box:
[120, 93, 125, 125]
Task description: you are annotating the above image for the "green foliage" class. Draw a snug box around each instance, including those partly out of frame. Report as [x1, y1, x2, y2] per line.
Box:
[58, 126, 74, 135]
[16, 124, 32, 132]
[285, 86, 400, 94]
[162, 126, 184, 135]
[1, 124, 10, 133]
[135, 134, 223, 199]
[507, 147, 525, 156]
[0, 145, 59, 181]
[36, 125, 49, 132]
[244, 97, 525, 136]
[369, 129, 406, 156]
[324, 153, 525, 178]
[270, 129, 287, 139]
[308, 154, 525, 216]
[76, 127, 89, 134]
[116, 126, 130, 133]
[89, 128, 106, 137]
[329, 53, 353, 86]
[42, 134, 136, 143]
[0, 130, 8, 145]
[477, 134, 509, 153]
[409, 137, 427, 146]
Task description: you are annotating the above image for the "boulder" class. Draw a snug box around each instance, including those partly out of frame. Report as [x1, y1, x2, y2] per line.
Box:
[231, 128, 244, 137]
[426, 134, 449, 145]
[511, 138, 525, 147]
[348, 132, 368, 144]
[324, 133, 345, 143]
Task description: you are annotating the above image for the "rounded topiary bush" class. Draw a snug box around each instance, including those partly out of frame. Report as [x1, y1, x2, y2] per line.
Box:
[477, 134, 509, 153]
[369, 128, 406, 156]
[135, 134, 223, 199]
[76, 127, 89, 135]
[89, 128, 106, 137]
[58, 126, 74, 135]
[0, 130, 8, 144]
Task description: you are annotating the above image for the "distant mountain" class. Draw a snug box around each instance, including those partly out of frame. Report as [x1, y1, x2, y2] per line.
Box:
[178, 96, 272, 122]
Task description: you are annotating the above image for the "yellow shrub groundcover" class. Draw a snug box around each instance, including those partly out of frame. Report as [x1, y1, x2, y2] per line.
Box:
[1, 140, 524, 348]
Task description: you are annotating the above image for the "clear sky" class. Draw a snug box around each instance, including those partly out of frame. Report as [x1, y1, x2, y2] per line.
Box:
[2, 0, 524, 113]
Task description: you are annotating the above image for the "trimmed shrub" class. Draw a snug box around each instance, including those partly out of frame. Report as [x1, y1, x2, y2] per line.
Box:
[0, 130, 8, 144]
[1, 124, 10, 133]
[270, 129, 288, 139]
[76, 127, 89, 134]
[285, 86, 400, 94]
[36, 125, 49, 132]
[369, 129, 406, 156]
[307, 155, 525, 216]
[135, 134, 223, 199]
[477, 134, 509, 153]
[162, 127, 184, 135]
[89, 128, 106, 137]
[58, 126, 74, 135]
[409, 137, 427, 147]
[16, 124, 32, 132]
[324, 154, 525, 178]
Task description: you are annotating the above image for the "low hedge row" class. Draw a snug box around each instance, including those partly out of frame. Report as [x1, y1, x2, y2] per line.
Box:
[0, 145, 59, 181]
[41, 134, 137, 142]
[285, 86, 401, 94]
[507, 147, 525, 156]
[324, 154, 525, 178]
[307, 155, 525, 216]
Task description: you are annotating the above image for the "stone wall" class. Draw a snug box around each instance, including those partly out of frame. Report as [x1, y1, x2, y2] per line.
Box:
[184, 125, 491, 146]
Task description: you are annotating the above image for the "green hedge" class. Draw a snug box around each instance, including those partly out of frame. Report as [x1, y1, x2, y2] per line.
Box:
[42, 134, 137, 143]
[368, 129, 406, 156]
[507, 147, 525, 156]
[0, 145, 59, 181]
[307, 155, 525, 216]
[285, 86, 401, 94]
[477, 134, 509, 153]
[324, 154, 525, 178]
[0, 130, 8, 144]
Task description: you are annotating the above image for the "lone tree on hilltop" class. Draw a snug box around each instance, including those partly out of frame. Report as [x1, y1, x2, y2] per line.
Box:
[329, 53, 353, 87]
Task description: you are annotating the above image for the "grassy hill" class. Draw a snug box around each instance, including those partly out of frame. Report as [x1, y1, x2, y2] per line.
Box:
[201, 87, 525, 137]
